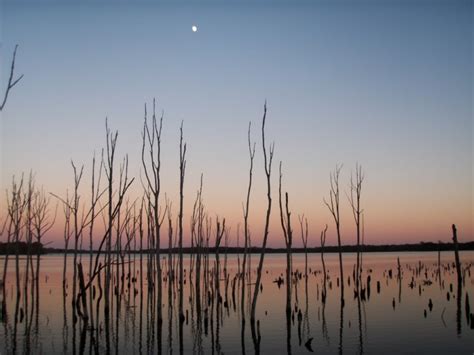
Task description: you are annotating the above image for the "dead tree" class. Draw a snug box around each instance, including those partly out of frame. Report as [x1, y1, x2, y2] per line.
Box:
[324, 165, 344, 304]
[69, 161, 85, 321]
[103, 119, 134, 316]
[23, 173, 35, 310]
[31, 186, 57, 308]
[214, 216, 226, 301]
[3, 175, 26, 304]
[298, 214, 309, 279]
[320, 224, 328, 303]
[241, 121, 256, 320]
[191, 175, 205, 320]
[141, 99, 166, 322]
[61, 191, 73, 293]
[166, 198, 173, 310]
[178, 121, 187, 322]
[251, 101, 274, 323]
[278, 162, 293, 316]
[452, 224, 462, 285]
[87, 152, 103, 328]
[348, 163, 364, 290]
[0, 45, 23, 111]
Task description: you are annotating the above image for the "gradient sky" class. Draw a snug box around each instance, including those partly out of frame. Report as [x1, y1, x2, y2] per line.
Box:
[0, 0, 472, 248]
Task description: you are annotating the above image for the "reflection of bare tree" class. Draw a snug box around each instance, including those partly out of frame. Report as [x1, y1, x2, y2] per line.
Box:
[437, 241, 442, 288]
[338, 298, 344, 355]
[357, 292, 364, 354]
[251, 318, 261, 354]
[321, 304, 330, 345]
[397, 257, 402, 304]
[62, 292, 69, 355]
[286, 305, 292, 355]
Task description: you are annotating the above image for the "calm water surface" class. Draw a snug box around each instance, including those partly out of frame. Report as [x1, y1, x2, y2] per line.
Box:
[1, 251, 473, 354]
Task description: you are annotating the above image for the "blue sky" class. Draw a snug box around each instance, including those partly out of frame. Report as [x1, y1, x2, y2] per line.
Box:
[0, 0, 472, 246]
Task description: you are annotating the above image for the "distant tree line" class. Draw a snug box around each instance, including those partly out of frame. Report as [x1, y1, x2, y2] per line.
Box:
[1, 240, 468, 255]
[0, 241, 44, 255]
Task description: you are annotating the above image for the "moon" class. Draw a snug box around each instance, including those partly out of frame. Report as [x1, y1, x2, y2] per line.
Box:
[192, 25, 198, 32]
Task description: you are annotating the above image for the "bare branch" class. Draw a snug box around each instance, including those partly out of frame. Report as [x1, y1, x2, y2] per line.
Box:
[0, 45, 24, 111]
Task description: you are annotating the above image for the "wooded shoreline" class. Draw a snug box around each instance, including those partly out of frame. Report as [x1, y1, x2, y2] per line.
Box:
[1, 241, 473, 255]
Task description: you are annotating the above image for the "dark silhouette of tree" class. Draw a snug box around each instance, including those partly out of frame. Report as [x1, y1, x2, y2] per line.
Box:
[251, 101, 274, 322]
[241, 121, 255, 321]
[278, 162, 293, 316]
[324, 165, 344, 304]
[141, 99, 167, 324]
[348, 163, 364, 291]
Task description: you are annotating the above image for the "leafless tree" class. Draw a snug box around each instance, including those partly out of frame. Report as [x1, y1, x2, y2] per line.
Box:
[3, 175, 26, 303]
[23, 172, 35, 309]
[191, 175, 204, 320]
[251, 101, 274, 322]
[103, 119, 134, 316]
[320, 224, 328, 303]
[452, 224, 462, 285]
[87, 152, 102, 327]
[31, 186, 57, 301]
[70, 161, 84, 320]
[0, 45, 23, 112]
[278, 162, 293, 316]
[61, 191, 73, 293]
[214, 216, 226, 301]
[241, 121, 255, 320]
[298, 214, 309, 279]
[178, 121, 187, 322]
[141, 99, 166, 322]
[348, 163, 364, 290]
[324, 165, 344, 304]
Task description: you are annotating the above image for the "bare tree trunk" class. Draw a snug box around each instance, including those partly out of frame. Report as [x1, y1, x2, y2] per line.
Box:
[279, 162, 293, 316]
[3, 176, 25, 313]
[298, 215, 309, 280]
[320, 225, 328, 303]
[62, 193, 72, 295]
[101, 119, 135, 324]
[242, 122, 255, 321]
[452, 224, 462, 286]
[178, 121, 187, 323]
[324, 165, 344, 304]
[348, 164, 364, 291]
[23, 173, 34, 315]
[71, 162, 84, 322]
[251, 102, 274, 322]
[141, 100, 165, 324]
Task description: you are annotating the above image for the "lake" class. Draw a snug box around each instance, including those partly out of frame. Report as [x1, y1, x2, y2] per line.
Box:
[1, 251, 473, 354]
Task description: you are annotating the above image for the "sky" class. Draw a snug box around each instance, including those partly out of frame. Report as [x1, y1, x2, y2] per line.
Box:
[0, 0, 472, 248]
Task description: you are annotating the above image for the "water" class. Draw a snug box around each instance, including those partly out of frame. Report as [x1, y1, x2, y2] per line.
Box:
[1, 251, 473, 354]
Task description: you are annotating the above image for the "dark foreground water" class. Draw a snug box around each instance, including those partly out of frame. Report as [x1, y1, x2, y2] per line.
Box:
[1, 251, 473, 354]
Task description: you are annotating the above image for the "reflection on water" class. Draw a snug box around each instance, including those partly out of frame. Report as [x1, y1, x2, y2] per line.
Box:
[1, 251, 473, 354]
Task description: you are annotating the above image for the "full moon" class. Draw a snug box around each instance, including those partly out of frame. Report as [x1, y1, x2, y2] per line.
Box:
[192, 25, 198, 32]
